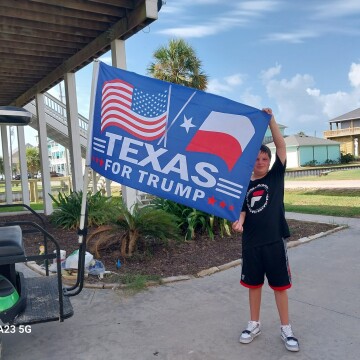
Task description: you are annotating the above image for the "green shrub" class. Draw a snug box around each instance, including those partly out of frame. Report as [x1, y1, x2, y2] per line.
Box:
[49, 190, 118, 229]
[324, 158, 339, 165]
[87, 201, 182, 258]
[303, 160, 318, 167]
[151, 198, 232, 240]
[340, 153, 355, 164]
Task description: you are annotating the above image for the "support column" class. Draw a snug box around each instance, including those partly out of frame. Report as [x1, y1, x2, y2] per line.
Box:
[36, 93, 53, 214]
[0, 126, 12, 203]
[64, 72, 83, 191]
[17, 126, 30, 205]
[92, 170, 97, 193]
[111, 39, 137, 210]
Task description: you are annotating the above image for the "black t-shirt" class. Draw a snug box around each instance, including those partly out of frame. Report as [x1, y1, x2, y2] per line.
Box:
[241, 154, 290, 249]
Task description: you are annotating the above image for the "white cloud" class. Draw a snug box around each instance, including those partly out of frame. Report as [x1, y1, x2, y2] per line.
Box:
[181, 0, 221, 3]
[236, 0, 281, 13]
[349, 62, 360, 87]
[265, 73, 323, 131]
[157, 25, 217, 38]
[304, 63, 360, 119]
[207, 64, 354, 134]
[264, 30, 319, 43]
[306, 88, 321, 96]
[255, 62, 360, 134]
[260, 64, 282, 82]
[225, 74, 244, 86]
[318, 91, 357, 120]
[157, 1, 281, 38]
[207, 73, 245, 95]
[160, 0, 223, 16]
[313, 0, 360, 19]
[187, 0, 222, 3]
[239, 89, 263, 109]
[99, 55, 112, 65]
[159, 4, 183, 14]
[47, 85, 61, 100]
[207, 79, 233, 94]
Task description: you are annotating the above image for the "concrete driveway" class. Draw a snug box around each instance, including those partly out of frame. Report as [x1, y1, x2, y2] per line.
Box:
[2, 213, 360, 360]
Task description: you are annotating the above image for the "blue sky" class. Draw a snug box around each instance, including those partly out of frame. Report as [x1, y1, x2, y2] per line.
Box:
[28, 0, 360, 144]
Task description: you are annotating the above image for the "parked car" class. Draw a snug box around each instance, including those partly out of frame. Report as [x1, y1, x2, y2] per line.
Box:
[50, 172, 64, 177]
[14, 174, 32, 180]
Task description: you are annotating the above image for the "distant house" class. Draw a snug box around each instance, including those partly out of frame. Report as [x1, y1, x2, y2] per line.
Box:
[323, 107, 360, 157]
[12, 139, 71, 176]
[263, 123, 287, 144]
[266, 134, 341, 168]
[11, 143, 36, 175]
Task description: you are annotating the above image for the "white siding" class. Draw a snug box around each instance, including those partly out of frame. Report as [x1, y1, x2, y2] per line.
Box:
[286, 148, 299, 168]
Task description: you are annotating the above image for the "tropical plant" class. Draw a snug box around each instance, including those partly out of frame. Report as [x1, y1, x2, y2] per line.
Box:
[49, 190, 118, 229]
[26, 147, 41, 176]
[87, 201, 182, 258]
[147, 38, 208, 90]
[151, 198, 232, 240]
[211, 216, 232, 238]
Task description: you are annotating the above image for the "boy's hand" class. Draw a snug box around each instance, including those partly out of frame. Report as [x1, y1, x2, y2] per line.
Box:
[232, 220, 243, 233]
[262, 107, 273, 115]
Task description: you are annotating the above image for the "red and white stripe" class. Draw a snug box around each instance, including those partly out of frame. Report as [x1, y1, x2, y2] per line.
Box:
[100, 79, 167, 141]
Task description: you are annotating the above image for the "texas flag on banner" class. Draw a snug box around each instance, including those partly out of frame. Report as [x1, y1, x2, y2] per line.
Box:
[88, 61, 271, 221]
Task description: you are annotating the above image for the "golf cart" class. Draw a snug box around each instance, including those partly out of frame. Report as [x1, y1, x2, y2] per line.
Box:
[0, 106, 87, 356]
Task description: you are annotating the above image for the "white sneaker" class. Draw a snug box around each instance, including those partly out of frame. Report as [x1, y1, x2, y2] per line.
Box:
[239, 321, 261, 344]
[281, 324, 300, 352]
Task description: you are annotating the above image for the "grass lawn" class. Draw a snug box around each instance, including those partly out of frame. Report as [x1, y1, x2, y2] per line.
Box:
[285, 188, 360, 217]
[0, 203, 46, 213]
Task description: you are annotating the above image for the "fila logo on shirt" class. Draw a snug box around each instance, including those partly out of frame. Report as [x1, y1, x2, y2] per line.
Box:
[246, 184, 269, 214]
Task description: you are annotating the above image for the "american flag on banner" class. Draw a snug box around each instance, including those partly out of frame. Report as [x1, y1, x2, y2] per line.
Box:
[100, 79, 169, 141]
[88, 62, 271, 221]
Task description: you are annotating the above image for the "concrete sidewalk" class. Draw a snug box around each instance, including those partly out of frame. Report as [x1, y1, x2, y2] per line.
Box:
[285, 179, 360, 189]
[2, 213, 360, 360]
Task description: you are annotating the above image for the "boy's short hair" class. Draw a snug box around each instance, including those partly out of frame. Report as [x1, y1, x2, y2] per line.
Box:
[260, 144, 272, 160]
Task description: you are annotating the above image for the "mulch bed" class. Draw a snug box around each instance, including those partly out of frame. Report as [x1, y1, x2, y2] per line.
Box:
[0, 213, 339, 283]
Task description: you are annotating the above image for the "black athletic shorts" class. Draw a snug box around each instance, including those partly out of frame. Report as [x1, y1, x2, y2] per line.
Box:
[240, 240, 292, 290]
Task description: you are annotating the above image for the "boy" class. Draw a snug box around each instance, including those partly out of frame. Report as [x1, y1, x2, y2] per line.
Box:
[232, 108, 299, 352]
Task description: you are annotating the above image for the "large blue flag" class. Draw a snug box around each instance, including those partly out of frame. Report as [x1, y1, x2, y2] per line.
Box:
[88, 61, 271, 221]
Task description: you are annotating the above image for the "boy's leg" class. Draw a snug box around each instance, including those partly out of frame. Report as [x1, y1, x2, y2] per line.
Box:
[274, 289, 289, 325]
[239, 289, 262, 344]
[249, 287, 262, 321]
[274, 288, 300, 352]
[239, 247, 264, 344]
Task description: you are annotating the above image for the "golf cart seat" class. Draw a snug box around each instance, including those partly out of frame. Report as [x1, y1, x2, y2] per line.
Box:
[0, 226, 24, 257]
[0, 220, 74, 325]
[0, 225, 27, 322]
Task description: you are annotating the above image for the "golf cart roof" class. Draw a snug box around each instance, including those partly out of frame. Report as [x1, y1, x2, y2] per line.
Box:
[0, 106, 32, 126]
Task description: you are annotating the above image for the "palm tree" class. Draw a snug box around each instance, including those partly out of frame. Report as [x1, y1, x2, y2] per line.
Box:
[147, 38, 208, 90]
[87, 201, 181, 258]
[26, 147, 40, 177]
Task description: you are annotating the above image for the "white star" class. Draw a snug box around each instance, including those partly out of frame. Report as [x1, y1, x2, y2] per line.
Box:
[180, 115, 196, 133]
